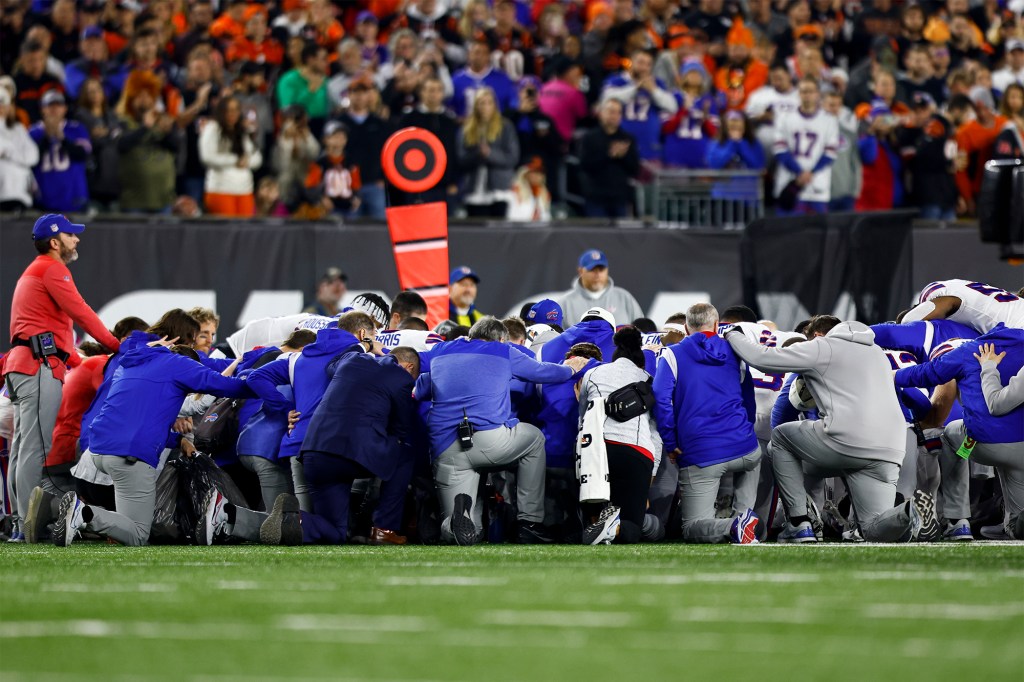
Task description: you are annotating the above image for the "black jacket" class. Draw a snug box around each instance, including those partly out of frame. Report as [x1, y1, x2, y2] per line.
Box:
[578, 126, 640, 203]
[300, 353, 416, 481]
[334, 112, 392, 184]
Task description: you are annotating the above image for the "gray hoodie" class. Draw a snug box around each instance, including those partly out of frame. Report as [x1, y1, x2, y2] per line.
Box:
[726, 322, 906, 463]
[558, 277, 644, 329]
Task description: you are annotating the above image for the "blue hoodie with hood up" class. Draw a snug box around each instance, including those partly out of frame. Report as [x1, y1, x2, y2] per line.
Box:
[80, 330, 157, 454]
[87, 344, 253, 468]
[653, 332, 757, 467]
[246, 327, 360, 459]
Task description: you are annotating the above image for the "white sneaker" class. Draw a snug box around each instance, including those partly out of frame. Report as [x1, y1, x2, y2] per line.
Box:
[777, 521, 818, 543]
[53, 492, 85, 548]
[196, 490, 229, 546]
[583, 506, 621, 545]
[942, 519, 974, 541]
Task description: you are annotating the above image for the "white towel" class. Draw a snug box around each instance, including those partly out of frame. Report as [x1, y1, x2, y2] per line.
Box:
[577, 395, 611, 503]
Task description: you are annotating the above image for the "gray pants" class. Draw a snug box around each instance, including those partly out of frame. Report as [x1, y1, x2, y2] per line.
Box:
[5, 366, 63, 521]
[227, 506, 267, 542]
[433, 424, 546, 544]
[87, 455, 159, 546]
[648, 454, 679, 528]
[942, 420, 1024, 534]
[896, 428, 920, 501]
[770, 421, 911, 542]
[290, 457, 312, 512]
[678, 448, 761, 543]
[239, 455, 293, 511]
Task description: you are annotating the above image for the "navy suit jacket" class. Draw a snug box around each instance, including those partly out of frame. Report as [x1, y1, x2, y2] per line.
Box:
[300, 353, 416, 480]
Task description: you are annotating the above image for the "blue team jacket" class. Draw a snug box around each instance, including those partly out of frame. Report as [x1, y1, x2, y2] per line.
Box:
[88, 344, 253, 467]
[894, 324, 1024, 444]
[870, 320, 979, 363]
[80, 330, 157, 453]
[414, 338, 574, 458]
[534, 358, 602, 468]
[540, 320, 615, 369]
[653, 332, 758, 466]
[246, 328, 360, 459]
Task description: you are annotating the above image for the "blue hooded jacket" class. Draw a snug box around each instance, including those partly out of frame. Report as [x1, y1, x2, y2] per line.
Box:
[246, 327, 360, 459]
[87, 344, 253, 467]
[414, 338, 574, 458]
[80, 330, 157, 453]
[653, 332, 758, 467]
[540, 320, 615, 368]
[534, 358, 602, 468]
[234, 347, 287, 460]
[870, 320, 979, 364]
[895, 324, 1024, 444]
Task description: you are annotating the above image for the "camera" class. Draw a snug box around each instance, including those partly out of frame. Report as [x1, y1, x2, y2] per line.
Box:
[30, 332, 58, 359]
[458, 412, 474, 451]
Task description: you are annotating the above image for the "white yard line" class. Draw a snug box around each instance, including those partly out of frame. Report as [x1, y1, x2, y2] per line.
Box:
[478, 609, 634, 628]
[598, 573, 820, 585]
[380, 576, 509, 587]
[863, 602, 1024, 621]
[278, 614, 433, 633]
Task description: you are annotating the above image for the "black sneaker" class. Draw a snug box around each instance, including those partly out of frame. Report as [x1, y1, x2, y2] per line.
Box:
[259, 494, 302, 546]
[451, 493, 478, 546]
[583, 505, 621, 545]
[518, 521, 555, 544]
[24, 487, 55, 544]
[912, 490, 940, 542]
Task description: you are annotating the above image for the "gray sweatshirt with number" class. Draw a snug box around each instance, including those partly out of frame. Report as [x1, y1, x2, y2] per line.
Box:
[726, 321, 906, 463]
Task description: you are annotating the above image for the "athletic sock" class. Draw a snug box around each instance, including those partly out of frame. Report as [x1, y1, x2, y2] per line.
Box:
[225, 503, 237, 525]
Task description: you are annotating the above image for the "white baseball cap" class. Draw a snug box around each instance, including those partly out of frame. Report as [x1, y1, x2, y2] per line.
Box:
[581, 307, 615, 329]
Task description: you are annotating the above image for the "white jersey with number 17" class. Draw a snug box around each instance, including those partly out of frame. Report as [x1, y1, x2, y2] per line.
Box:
[917, 279, 1024, 333]
[772, 108, 840, 204]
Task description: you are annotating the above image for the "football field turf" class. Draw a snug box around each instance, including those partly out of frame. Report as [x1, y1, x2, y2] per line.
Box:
[1, 543, 1022, 681]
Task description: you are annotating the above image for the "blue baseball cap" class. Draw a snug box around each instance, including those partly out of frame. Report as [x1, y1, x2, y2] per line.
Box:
[449, 265, 480, 285]
[32, 214, 85, 240]
[527, 299, 563, 327]
[578, 249, 608, 270]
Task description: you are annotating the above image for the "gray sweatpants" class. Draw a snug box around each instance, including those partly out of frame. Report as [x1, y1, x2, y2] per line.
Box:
[5, 366, 63, 521]
[87, 455, 159, 546]
[433, 424, 546, 544]
[896, 428, 920, 501]
[678, 447, 761, 543]
[770, 421, 912, 542]
[942, 420, 1024, 535]
[239, 455, 293, 511]
[290, 457, 312, 512]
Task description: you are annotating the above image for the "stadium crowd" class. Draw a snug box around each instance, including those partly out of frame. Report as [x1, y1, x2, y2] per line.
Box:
[0, 0, 1023, 219]
[3, 219, 1023, 547]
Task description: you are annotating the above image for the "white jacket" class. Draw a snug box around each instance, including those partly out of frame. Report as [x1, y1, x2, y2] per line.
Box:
[199, 120, 262, 195]
[0, 121, 40, 206]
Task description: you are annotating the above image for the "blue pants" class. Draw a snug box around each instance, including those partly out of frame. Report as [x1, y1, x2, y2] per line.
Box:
[356, 182, 387, 220]
[300, 450, 414, 544]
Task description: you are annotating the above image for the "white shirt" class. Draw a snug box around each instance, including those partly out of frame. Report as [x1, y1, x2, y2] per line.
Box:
[772, 107, 840, 203]
[745, 85, 800, 120]
[993, 65, 1024, 94]
[918, 279, 1024, 333]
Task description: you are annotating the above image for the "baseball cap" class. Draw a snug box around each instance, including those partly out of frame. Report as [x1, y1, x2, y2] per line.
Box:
[581, 307, 615, 329]
[41, 90, 66, 106]
[356, 10, 378, 23]
[969, 86, 995, 111]
[578, 249, 608, 270]
[81, 25, 104, 40]
[449, 266, 480, 285]
[1008, 39, 1024, 52]
[323, 120, 349, 138]
[320, 266, 347, 283]
[911, 91, 936, 109]
[527, 299, 563, 327]
[32, 213, 85, 240]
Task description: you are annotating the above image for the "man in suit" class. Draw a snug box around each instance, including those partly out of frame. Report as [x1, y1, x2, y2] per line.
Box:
[295, 346, 420, 545]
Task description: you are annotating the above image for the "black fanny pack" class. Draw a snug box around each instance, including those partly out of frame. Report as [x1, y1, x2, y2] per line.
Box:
[12, 333, 70, 363]
[605, 378, 655, 423]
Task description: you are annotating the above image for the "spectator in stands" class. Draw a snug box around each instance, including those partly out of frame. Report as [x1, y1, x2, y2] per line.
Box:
[74, 78, 123, 210]
[716, 20, 767, 111]
[705, 110, 765, 170]
[485, 0, 535, 80]
[746, 0, 789, 43]
[457, 87, 520, 217]
[233, 62, 274, 156]
[993, 39, 1024, 94]
[823, 90, 861, 212]
[30, 90, 91, 213]
[845, 36, 899, 110]
[451, 39, 518, 119]
[274, 105, 320, 208]
[115, 70, 181, 213]
[272, 0, 310, 40]
[947, 14, 987, 68]
[390, 0, 466, 68]
[578, 98, 640, 218]
[326, 38, 375, 107]
[661, 61, 720, 168]
[226, 9, 284, 70]
[199, 94, 263, 216]
[746, 63, 800, 155]
[276, 42, 330, 130]
[900, 44, 946, 105]
[896, 4, 926, 68]
[176, 52, 218, 203]
[173, 0, 215, 67]
[23, 25, 67, 84]
[304, 267, 347, 317]
[903, 92, 959, 220]
[333, 75, 390, 219]
[507, 156, 552, 221]
[954, 87, 1007, 215]
[684, 0, 732, 54]
[305, 121, 362, 217]
[854, 100, 904, 210]
[381, 59, 421, 117]
[13, 40, 64, 123]
[210, 0, 248, 45]
[772, 76, 839, 214]
[109, 28, 180, 101]
[0, 87, 39, 212]
[505, 76, 562, 194]
[538, 55, 589, 145]
[65, 26, 115, 102]
[992, 83, 1024, 160]
[603, 48, 679, 162]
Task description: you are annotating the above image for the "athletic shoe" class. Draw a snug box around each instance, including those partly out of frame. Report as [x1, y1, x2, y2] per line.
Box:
[24, 486, 56, 544]
[196, 490, 230, 546]
[942, 519, 974, 541]
[730, 508, 760, 544]
[53, 492, 85, 548]
[805, 497, 824, 541]
[7, 532, 25, 543]
[980, 524, 1012, 540]
[911, 491, 940, 542]
[777, 521, 817, 543]
[518, 521, 555, 544]
[259, 493, 302, 546]
[583, 505, 621, 545]
[450, 493, 478, 546]
[841, 527, 865, 542]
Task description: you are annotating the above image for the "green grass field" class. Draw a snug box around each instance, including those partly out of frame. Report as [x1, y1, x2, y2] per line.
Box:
[1, 543, 1022, 681]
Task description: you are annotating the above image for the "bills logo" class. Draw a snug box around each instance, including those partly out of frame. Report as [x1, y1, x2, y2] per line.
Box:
[203, 413, 220, 423]
[580, 434, 593, 448]
[546, 310, 558, 321]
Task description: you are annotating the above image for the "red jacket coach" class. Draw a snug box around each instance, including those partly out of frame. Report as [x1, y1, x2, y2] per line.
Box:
[3, 213, 118, 542]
